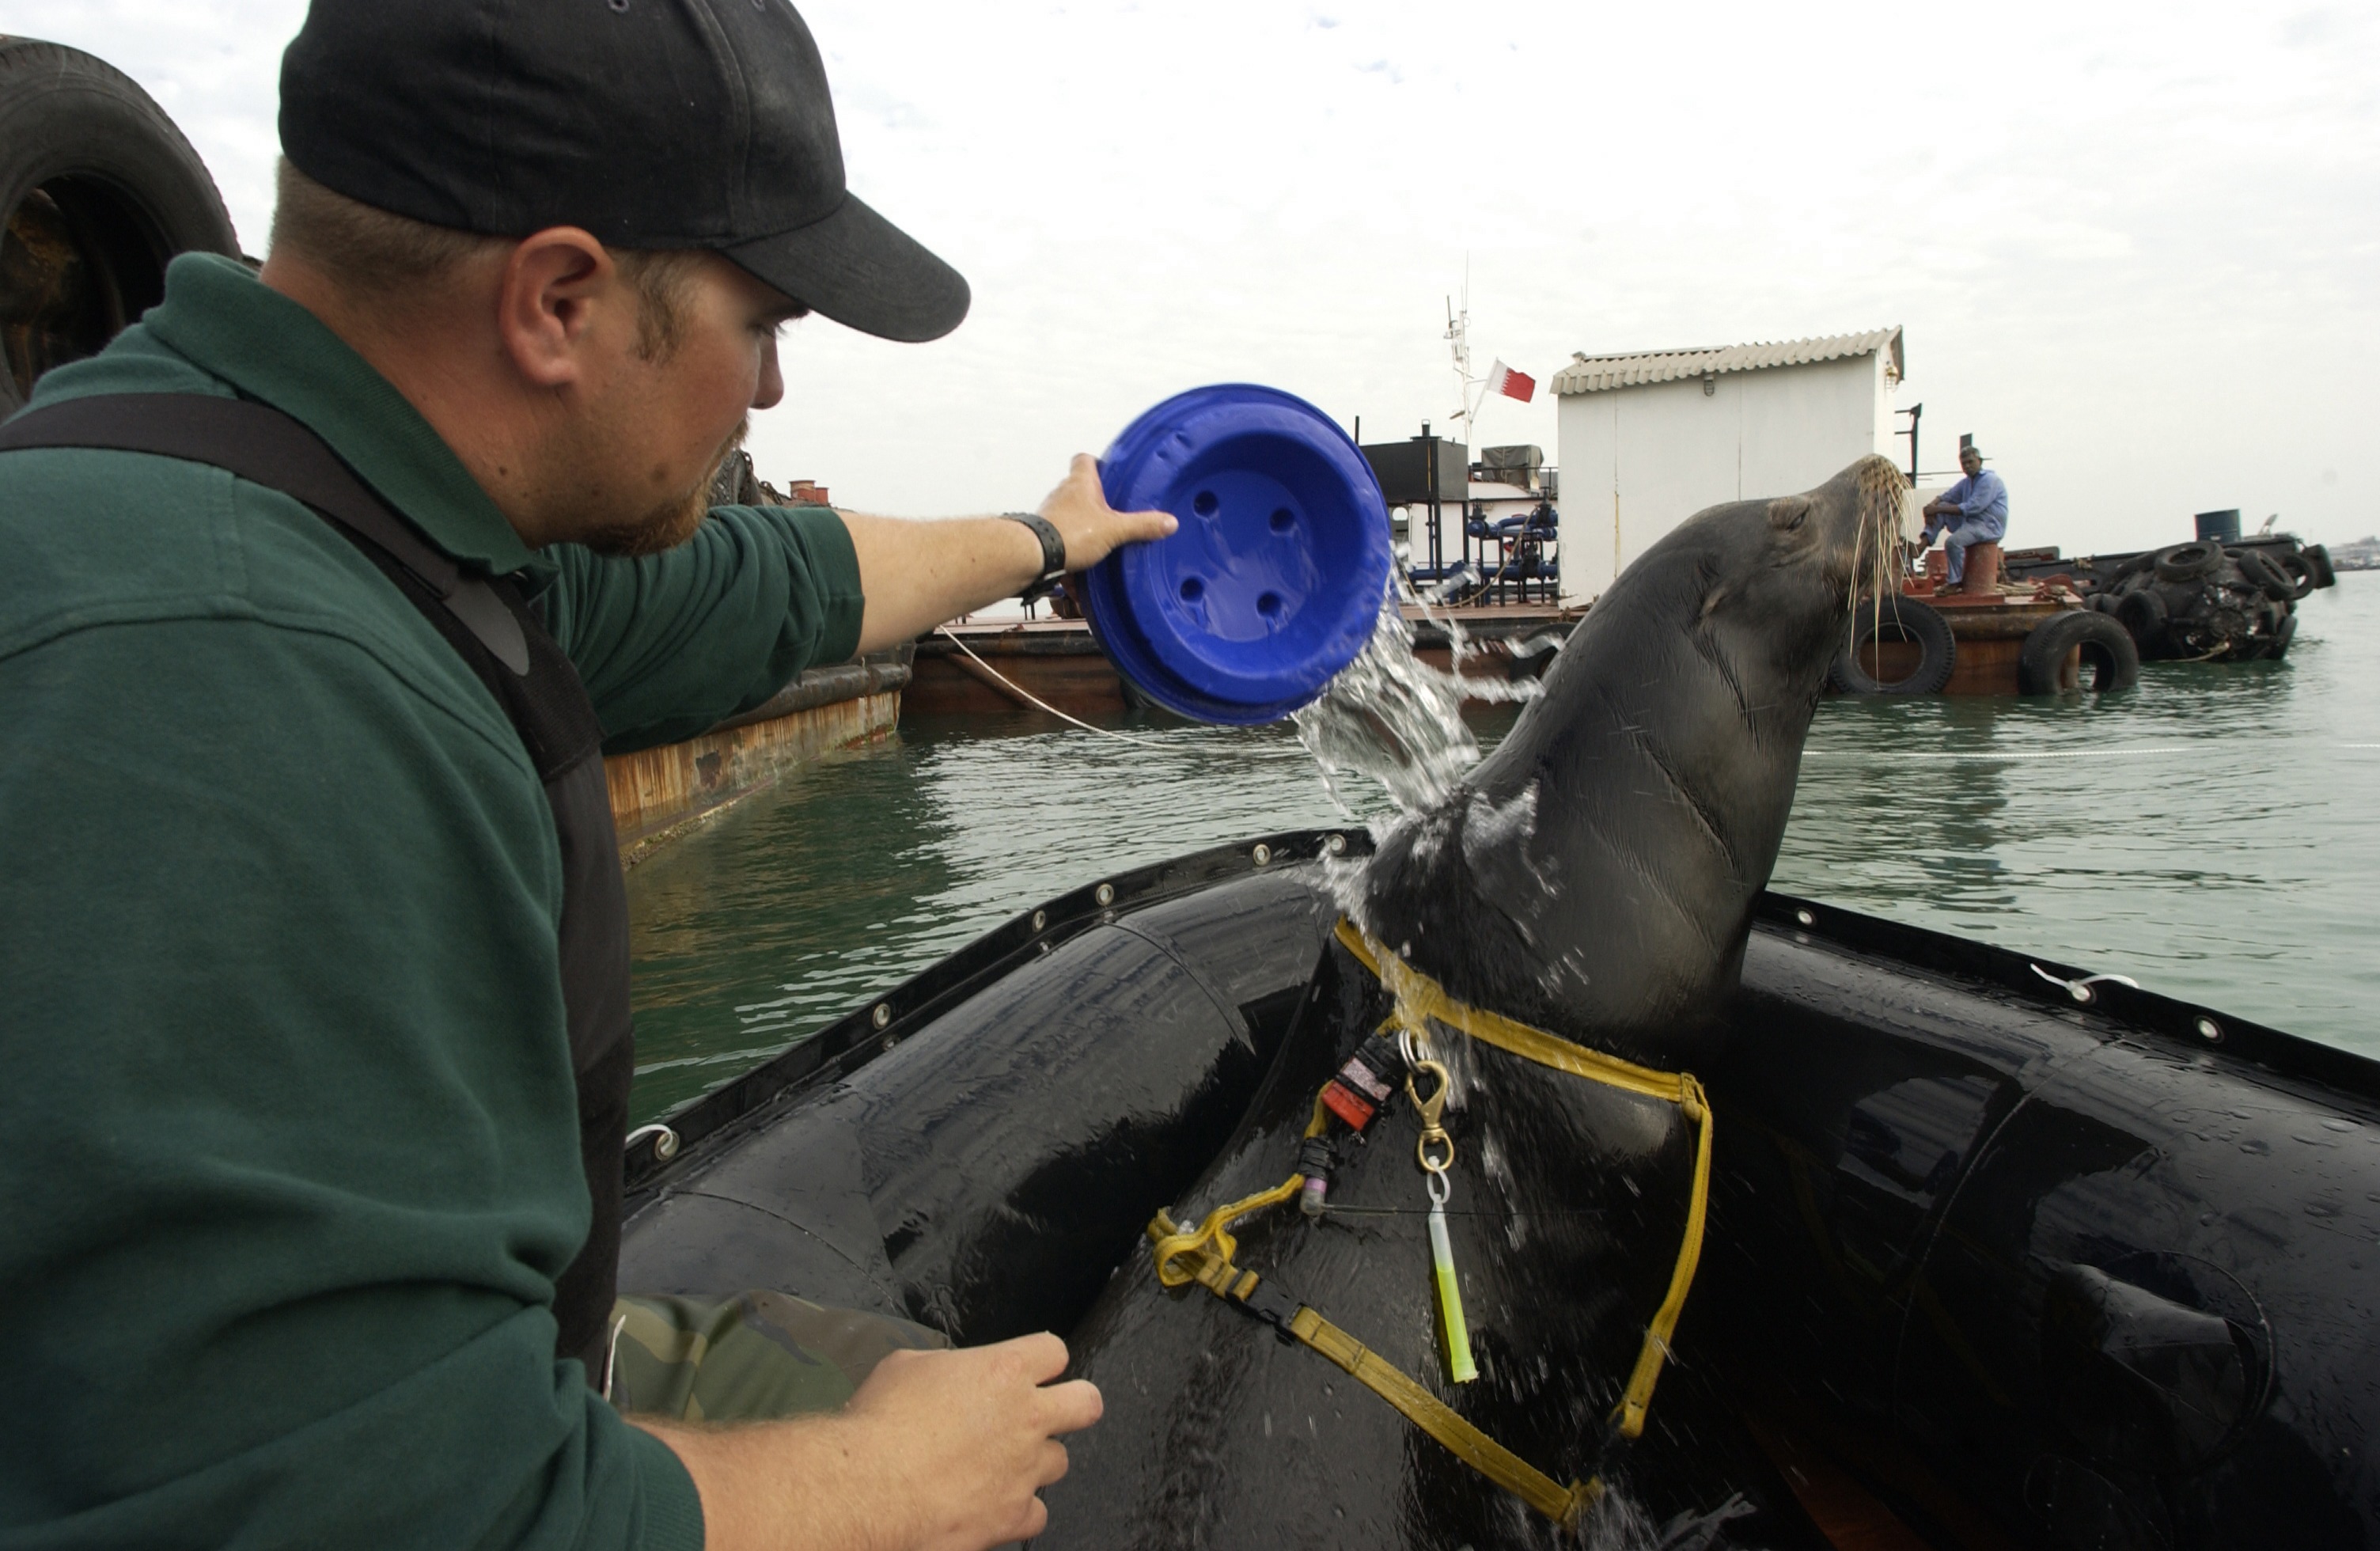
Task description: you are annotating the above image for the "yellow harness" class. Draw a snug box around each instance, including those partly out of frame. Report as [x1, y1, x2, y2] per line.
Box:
[1145, 919, 1715, 1530]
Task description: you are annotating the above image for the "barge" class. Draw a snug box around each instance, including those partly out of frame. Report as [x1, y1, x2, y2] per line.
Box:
[904, 601, 1578, 721]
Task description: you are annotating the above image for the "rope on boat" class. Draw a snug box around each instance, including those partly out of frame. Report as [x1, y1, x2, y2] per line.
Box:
[1806, 745, 2195, 762]
[1812, 744, 2380, 761]
[934, 626, 1161, 746]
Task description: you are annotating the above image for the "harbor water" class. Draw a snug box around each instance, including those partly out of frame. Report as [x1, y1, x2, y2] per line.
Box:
[627, 574, 2379, 1124]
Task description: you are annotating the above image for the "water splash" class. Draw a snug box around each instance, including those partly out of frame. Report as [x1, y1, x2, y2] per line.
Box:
[1586, 1489, 1762, 1551]
[1293, 587, 1541, 815]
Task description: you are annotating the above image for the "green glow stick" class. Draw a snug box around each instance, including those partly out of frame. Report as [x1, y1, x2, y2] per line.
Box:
[1428, 1198, 1479, 1383]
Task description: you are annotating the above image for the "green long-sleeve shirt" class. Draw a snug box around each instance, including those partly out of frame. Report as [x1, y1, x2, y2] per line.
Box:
[0, 255, 866, 1548]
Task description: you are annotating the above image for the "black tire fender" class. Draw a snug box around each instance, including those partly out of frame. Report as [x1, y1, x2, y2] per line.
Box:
[2114, 588, 2169, 647]
[2234, 548, 2303, 602]
[0, 38, 240, 412]
[2154, 541, 2225, 584]
[2305, 544, 2336, 590]
[2018, 609, 2142, 695]
[2268, 611, 2299, 661]
[1828, 595, 1957, 696]
[2271, 549, 2318, 600]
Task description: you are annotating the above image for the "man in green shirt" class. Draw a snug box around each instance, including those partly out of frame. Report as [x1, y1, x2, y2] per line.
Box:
[0, 3, 1165, 1548]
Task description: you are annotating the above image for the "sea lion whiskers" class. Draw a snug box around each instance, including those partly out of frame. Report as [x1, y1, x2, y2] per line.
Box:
[1840, 452, 1915, 610]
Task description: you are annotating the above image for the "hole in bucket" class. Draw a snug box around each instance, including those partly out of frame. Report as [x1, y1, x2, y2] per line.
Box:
[1180, 577, 1205, 602]
[1192, 491, 1218, 518]
[1257, 591, 1283, 617]
[1270, 507, 1296, 533]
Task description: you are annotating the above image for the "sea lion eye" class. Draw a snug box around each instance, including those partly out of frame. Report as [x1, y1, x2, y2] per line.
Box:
[1767, 497, 1810, 533]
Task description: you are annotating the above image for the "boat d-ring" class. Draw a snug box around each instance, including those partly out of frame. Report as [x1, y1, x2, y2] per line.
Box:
[2031, 964, 2140, 1005]
[626, 1123, 680, 1161]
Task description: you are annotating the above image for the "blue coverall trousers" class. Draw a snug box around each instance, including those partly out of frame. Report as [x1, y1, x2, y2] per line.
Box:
[1935, 515, 2006, 586]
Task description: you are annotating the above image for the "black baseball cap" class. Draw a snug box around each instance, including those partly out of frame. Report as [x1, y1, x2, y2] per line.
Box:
[279, 0, 968, 343]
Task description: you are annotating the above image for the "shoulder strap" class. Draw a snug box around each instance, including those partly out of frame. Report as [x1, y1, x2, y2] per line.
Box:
[0, 393, 529, 674]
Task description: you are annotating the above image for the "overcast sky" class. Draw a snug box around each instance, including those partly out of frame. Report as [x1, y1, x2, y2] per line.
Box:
[13, 0, 2378, 552]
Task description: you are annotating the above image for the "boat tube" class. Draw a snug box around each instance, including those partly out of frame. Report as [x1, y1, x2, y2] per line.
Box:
[620, 829, 2379, 1549]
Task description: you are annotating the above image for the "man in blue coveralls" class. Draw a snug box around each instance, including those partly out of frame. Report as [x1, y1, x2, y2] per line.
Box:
[1921, 442, 2009, 587]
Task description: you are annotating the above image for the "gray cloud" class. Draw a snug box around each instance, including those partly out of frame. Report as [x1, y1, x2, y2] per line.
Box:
[9, 0, 2374, 550]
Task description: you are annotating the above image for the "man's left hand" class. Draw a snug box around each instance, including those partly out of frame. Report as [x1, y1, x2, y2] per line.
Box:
[1037, 453, 1176, 574]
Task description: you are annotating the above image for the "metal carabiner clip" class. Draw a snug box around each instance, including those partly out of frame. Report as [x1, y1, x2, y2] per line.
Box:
[1408, 1059, 1454, 1176]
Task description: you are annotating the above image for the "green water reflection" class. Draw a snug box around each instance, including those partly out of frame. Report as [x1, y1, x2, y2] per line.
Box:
[627, 575, 2380, 1123]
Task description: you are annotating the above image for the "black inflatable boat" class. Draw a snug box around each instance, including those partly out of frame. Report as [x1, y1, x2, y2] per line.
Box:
[620, 829, 2380, 1550]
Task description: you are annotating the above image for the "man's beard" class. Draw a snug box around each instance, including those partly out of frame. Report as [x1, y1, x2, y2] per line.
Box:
[578, 418, 751, 558]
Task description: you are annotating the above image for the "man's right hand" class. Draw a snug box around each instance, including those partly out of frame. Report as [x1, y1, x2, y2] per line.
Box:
[1034, 453, 1177, 575]
[635, 1332, 1101, 1551]
[847, 1333, 1101, 1549]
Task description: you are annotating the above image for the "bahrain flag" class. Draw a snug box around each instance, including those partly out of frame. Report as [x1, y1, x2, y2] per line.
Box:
[1483, 359, 1536, 404]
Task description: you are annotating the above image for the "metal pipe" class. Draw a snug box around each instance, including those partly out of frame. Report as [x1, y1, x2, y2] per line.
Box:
[1423, 422, 1442, 578]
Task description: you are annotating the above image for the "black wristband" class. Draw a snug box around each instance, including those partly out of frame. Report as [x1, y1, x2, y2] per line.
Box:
[1002, 511, 1067, 593]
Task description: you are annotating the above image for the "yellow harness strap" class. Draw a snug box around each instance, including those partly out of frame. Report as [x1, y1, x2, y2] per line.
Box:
[1147, 1215, 1602, 1528]
[1332, 919, 1714, 1440]
[1138, 923, 1712, 1526]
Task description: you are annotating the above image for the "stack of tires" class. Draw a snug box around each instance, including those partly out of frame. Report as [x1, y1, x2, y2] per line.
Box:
[2094, 539, 2334, 662]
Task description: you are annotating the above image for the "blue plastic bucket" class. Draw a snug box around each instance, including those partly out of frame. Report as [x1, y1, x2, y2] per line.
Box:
[1081, 384, 1391, 725]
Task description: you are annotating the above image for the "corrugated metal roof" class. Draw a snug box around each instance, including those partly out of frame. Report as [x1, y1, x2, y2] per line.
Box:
[1550, 326, 1903, 396]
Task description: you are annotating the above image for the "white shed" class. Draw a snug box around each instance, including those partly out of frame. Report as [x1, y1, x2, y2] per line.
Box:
[1552, 327, 1904, 604]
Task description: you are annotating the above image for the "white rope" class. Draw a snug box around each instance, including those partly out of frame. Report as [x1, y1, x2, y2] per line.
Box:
[1803, 745, 2193, 762]
[1810, 743, 2380, 764]
[934, 626, 1162, 746]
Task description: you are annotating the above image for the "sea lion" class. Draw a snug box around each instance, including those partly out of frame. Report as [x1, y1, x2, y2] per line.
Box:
[1358, 453, 1909, 1060]
[1040, 457, 1904, 1549]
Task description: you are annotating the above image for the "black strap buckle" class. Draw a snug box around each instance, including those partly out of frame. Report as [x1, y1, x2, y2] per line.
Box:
[1229, 1272, 1305, 1344]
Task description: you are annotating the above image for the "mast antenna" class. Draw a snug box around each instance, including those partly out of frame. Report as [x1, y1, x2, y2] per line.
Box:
[1445, 257, 1484, 445]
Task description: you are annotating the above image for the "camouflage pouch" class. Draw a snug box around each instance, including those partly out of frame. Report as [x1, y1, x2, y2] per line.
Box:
[604, 1291, 950, 1422]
